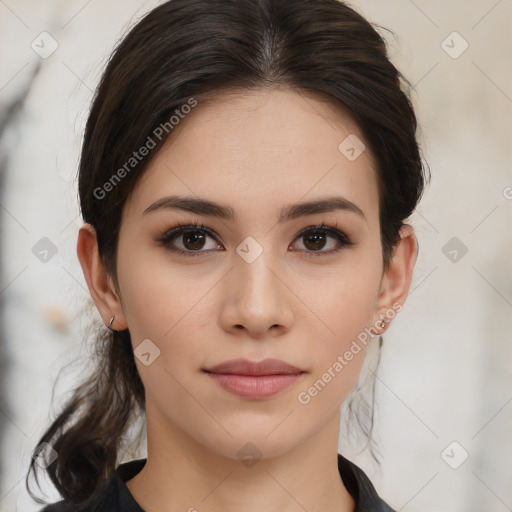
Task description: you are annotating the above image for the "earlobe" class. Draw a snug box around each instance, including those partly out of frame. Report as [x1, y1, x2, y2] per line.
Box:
[371, 224, 418, 334]
[76, 223, 128, 330]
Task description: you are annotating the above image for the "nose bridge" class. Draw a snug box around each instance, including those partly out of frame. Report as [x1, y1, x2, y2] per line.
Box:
[235, 241, 280, 308]
[223, 237, 291, 334]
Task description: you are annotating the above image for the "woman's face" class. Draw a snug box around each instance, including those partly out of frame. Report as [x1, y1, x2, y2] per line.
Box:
[94, 88, 415, 460]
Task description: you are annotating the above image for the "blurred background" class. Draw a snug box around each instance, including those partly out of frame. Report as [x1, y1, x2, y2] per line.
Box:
[0, 0, 511, 510]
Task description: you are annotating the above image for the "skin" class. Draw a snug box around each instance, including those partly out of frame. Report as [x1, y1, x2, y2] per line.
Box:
[77, 87, 418, 512]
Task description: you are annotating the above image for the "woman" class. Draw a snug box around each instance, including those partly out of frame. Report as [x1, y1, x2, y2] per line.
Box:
[27, 0, 428, 510]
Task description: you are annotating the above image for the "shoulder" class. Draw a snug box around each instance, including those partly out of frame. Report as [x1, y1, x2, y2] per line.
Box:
[337, 453, 396, 512]
[37, 492, 111, 512]
[36, 459, 146, 512]
[36, 479, 112, 512]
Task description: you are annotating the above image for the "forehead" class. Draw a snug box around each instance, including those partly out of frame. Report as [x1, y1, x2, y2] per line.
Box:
[123, 87, 380, 224]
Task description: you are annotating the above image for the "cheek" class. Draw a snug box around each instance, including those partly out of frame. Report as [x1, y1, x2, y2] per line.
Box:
[307, 247, 382, 337]
[294, 288, 376, 415]
[116, 234, 197, 338]
[115, 237, 219, 384]
[298, 252, 382, 402]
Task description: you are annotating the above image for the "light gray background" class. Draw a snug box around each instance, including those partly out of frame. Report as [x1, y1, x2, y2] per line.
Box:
[0, 1, 511, 511]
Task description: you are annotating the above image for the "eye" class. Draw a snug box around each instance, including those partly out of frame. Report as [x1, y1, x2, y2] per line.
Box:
[156, 222, 222, 257]
[290, 224, 354, 256]
[156, 222, 354, 257]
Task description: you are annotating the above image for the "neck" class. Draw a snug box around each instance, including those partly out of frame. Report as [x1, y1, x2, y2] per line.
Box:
[126, 404, 355, 512]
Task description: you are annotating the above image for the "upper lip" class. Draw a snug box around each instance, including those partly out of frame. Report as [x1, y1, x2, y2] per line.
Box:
[203, 358, 305, 376]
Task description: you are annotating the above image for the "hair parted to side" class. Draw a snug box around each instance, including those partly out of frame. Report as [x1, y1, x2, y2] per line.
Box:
[26, 0, 428, 508]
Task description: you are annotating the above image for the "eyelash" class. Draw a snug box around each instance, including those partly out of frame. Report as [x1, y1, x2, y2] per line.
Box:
[156, 221, 354, 258]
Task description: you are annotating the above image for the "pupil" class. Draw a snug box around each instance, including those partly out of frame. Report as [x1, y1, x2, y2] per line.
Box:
[184, 231, 205, 250]
[305, 233, 326, 251]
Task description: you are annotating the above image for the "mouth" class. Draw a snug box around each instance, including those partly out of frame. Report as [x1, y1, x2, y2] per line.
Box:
[202, 358, 307, 400]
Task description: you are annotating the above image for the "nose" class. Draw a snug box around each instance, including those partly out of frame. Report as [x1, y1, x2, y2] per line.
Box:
[218, 248, 294, 339]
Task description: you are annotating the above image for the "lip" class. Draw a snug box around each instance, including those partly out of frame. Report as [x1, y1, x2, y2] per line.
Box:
[204, 358, 305, 375]
[203, 358, 306, 400]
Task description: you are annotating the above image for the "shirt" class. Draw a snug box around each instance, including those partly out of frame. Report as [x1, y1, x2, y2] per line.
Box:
[39, 453, 396, 511]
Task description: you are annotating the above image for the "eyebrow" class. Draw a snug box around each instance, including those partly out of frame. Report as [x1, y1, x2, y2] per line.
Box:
[143, 195, 366, 223]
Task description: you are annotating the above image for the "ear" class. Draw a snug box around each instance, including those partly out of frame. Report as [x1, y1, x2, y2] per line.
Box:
[76, 223, 128, 331]
[370, 224, 418, 335]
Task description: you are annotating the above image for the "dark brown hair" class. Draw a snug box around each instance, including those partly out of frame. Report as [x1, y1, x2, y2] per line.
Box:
[27, 0, 428, 508]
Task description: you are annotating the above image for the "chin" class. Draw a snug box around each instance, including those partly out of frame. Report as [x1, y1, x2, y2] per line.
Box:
[189, 426, 304, 464]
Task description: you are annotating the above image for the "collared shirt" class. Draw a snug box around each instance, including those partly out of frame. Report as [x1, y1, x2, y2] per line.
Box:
[40, 453, 396, 511]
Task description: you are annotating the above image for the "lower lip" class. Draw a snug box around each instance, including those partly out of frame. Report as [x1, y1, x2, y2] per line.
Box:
[205, 372, 305, 399]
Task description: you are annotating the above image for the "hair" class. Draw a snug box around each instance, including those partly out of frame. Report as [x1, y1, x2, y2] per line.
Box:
[27, 0, 428, 508]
